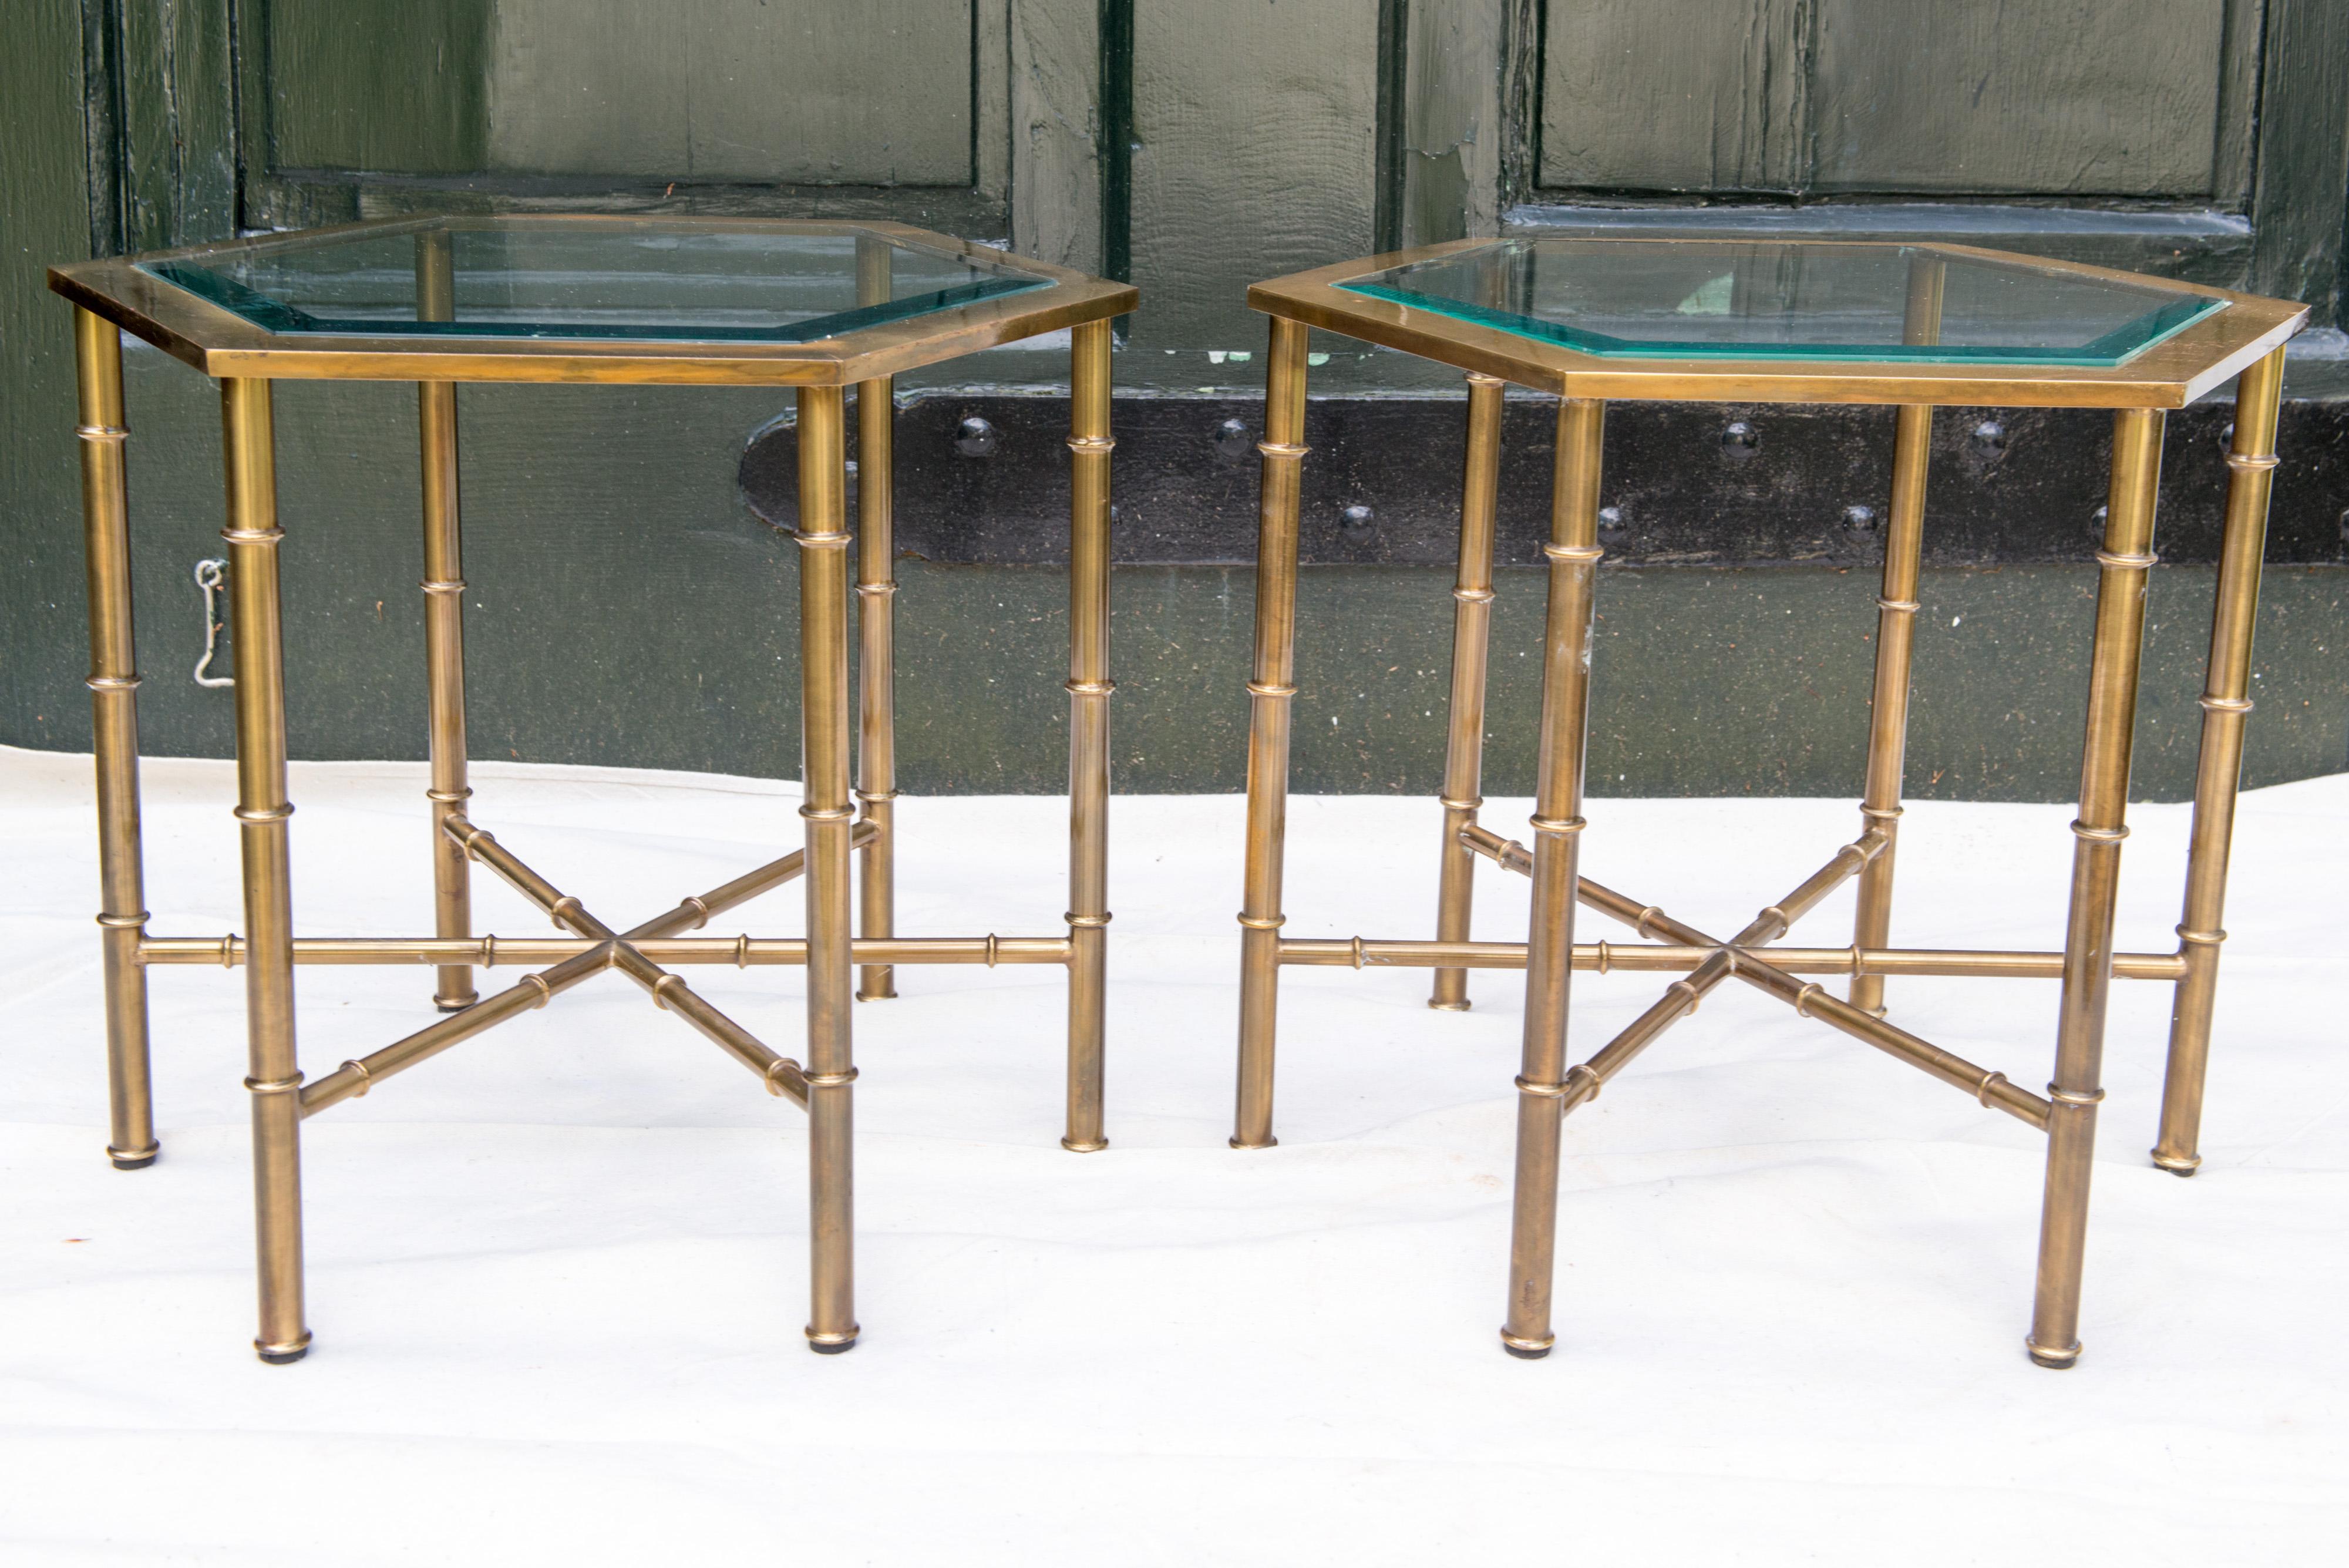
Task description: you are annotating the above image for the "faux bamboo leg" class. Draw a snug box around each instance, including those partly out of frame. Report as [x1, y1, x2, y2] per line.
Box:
[854, 237, 899, 1003]
[1500, 397, 1606, 1359]
[416, 231, 476, 1013]
[1064, 318, 1115, 1152]
[796, 386, 859, 1354]
[1849, 404, 1931, 1015]
[1431, 373, 1505, 1011]
[222, 378, 311, 1364]
[1232, 317, 1310, 1150]
[2153, 348, 2285, 1176]
[75, 309, 159, 1170]
[2028, 408, 2165, 1370]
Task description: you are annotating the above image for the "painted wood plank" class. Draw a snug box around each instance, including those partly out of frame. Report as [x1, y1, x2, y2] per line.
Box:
[1008, 0, 1102, 271]
[267, 0, 490, 173]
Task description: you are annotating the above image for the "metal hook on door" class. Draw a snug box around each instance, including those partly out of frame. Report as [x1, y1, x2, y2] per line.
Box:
[193, 558, 234, 688]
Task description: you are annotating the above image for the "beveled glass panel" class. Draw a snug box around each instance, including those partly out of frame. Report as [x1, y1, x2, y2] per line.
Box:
[1340, 240, 2225, 366]
[140, 220, 1051, 343]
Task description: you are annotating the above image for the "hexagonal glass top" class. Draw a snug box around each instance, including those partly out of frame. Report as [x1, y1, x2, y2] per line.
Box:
[137, 218, 1052, 344]
[1339, 240, 2226, 366]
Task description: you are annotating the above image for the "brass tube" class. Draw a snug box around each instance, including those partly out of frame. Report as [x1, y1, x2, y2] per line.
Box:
[75, 308, 158, 1170]
[300, 943, 614, 1116]
[1233, 317, 1311, 1150]
[605, 943, 807, 1106]
[1502, 396, 1605, 1360]
[441, 814, 578, 929]
[2155, 346, 2285, 1176]
[1460, 821, 1533, 876]
[2030, 407, 2165, 1371]
[622, 820, 879, 941]
[415, 230, 476, 1014]
[1431, 372, 1505, 1011]
[854, 237, 899, 1004]
[1850, 401, 1932, 1015]
[1271, 938, 2182, 980]
[144, 933, 1073, 967]
[1064, 317, 1115, 1151]
[221, 377, 310, 1365]
[797, 384, 858, 1354]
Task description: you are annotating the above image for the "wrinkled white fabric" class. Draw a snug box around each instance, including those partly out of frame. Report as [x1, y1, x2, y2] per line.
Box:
[4, 745, 2341, 1564]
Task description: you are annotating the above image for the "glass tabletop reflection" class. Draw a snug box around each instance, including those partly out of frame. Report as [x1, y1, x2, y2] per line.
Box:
[139, 218, 1052, 344]
[1339, 239, 2225, 367]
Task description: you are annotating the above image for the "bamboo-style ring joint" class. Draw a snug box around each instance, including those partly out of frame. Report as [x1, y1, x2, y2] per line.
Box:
[233, 804, 294, 824]
[765, 1059, 803, 1096]
[1439, 795, 1482, 812]
[85, 674, 142, 692]
[1066, 435, 1116, 453]
[678, 896, 712, 931]
[1453, 586, 1496, 604]
[1668, 977, 1704, 1015]
[76, 423, 129, 442]
[1256, 441, 1308, 459]
[420, 577, 467, 595]
[340, 1059, 374, 1099]
[243, 1073, 303, 1096]
[2176, 924, 2226, 947]
[856, 789, 900, 806]
[1528, 814, 1586, 836]
[799, 804, 857, 823]
[649, 973, 686, 1011]
[734, 934, 751, 968]
[482, 935, 499, 969]
[2046, 1084, 2106, 1107]
[1859, 804, 1904, 822]
[793, 530, 852, 550]
[2094, 549, 2158, 570]
[95, 911, 150, 930]
[1975, 1071, 2008, 1109]
[1065, 911, 1112, 928]
[1245, 680, 1297, 699]
[1236, 913, 1286, 931]
[549, 894, 588, 928]
[1065, 678, 1118, 696]
[522, 973, 554, 1008]
[2223, 452, 2281, 470]
[220, 527, 285, 546]
[2198, 694, 2253, 714]
[424, 786, 473, 804]
[2069, 820, 2129, 843]
[1514, 1075, 1568, 1099]
[805, 1068, 858, 1089]
[1633, 907, 1667, 939]
[854, 581, 899, 599]
[1792, 983, 1827, 1018]
[1757, 904, 1793, 938]
[1594, 940, 1613, 974]
[1877, 597, 1921, 614]
[1542, 542, 1606, 563]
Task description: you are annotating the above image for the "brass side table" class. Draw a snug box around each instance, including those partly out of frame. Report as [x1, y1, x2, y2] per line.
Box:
[52, 216, 1135, 1362]
[1230, 238, 2305, 1368]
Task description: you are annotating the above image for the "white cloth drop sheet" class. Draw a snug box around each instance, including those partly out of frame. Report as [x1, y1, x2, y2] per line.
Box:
[2, 745, 2343, 1564]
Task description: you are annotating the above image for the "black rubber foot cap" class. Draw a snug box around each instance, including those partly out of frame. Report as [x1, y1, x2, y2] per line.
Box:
[2027, 1350, 2079, 1370]
[257, 1346, 309, 1365]
[109, 1152, 159, 1171]
[808, 1338, 859, 1356]
[435, 1000, 477, 1015]
[1502, 1342, 1553, 1361]
[2164, 1165, 2199, 1179]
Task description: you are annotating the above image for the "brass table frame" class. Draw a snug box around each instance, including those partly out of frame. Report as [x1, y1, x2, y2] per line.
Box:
[52, 216, 1136, 1363]
[1232, 240, 2307, 1368]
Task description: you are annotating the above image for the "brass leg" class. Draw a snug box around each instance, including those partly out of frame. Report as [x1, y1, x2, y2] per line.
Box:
[1233, 317, 1310, 1150]
[222, 378, 310, 1364]
[1064, 319, 1115, 1152]
[854, 375, 900, 1002]
[417, 233, 475, 1013]
[2155, 347, 2286, 1175]
[1500, 397, 1605, 1359]
[2028, 407, 2165, 1370]
[75, 309, 159, 1170]
[796, 386, 859, 1354]
[1431, 373, 1504, 1012]
[1849, 404, 1931, 1015]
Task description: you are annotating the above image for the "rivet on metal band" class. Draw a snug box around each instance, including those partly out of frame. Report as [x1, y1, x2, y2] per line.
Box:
[1065, 911, 1113, 928]
[2176, 924, 2227, 947]
[85, 674, 142, 692]
[1236, 913, 1286, 931]
[799, 804, 857, 822]
[2223, 452, 2281, 470]
[2094, 549, 2158, 570]
[1542, 542, 1606, 562]
[1066, 435, 1116, 453]
[2046, 1084, 2106, 1106]
[805, 1067, 859, 1088]
[1528, 814, 1586, 836]
[75, 423, 129, 442]
[2198, 694, 2254, 714]
[339, 1059, 373, 1099]
[1065, 678, 1118, 696]
[243, 1074, 304, 1095]
[2069, 820, 2129, 843]
[1976, 1070, 2008, 1109]
[1256, 441, 1308, 459]
[233, 804, 294, 824]
[1245, 680, 1297, 699]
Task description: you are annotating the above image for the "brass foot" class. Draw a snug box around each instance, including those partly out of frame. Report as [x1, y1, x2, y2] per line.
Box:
[255, 1333, 312, 1365]
[806, 1329, 860, 1356]
[107, 1143, 159, 1171]
[2025, 1338, 2081, 1370]
[1061, 1137, 1109, 1153]
[1229, 1136, 1277, 1150]
[2151, 1149, 2202, 1177]
[1500, 1330, 1555, 1360]
[1428, 1000, 1472, 1012]
[433, 993, 477, 1014]
[856, 988, 899, 1002]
